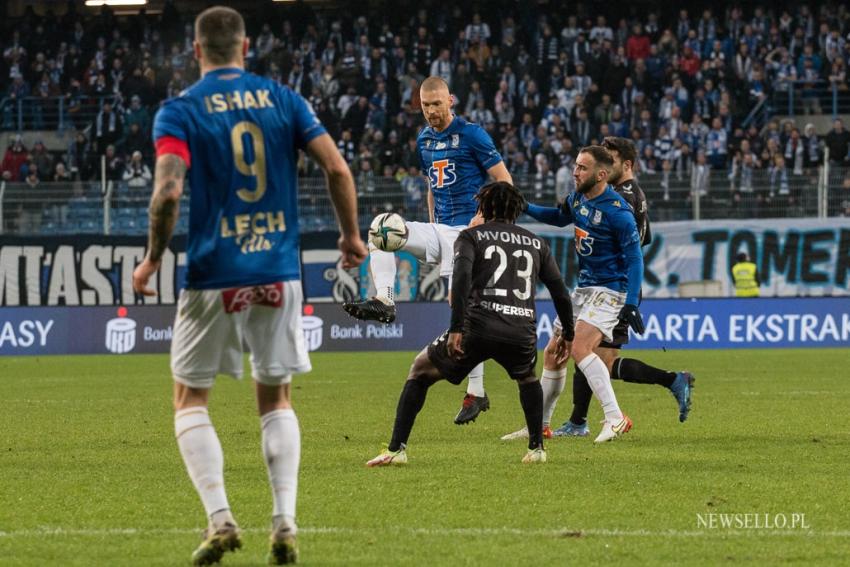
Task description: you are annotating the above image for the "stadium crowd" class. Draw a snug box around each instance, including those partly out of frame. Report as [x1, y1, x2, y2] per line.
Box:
[3, 0, 850, 229]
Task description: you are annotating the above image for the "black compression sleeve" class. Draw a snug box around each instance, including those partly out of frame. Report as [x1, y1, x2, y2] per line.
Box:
[450, 256, 473, 332]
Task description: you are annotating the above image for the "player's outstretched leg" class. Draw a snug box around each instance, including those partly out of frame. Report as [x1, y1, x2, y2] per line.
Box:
[343, 244, 397, 323]
[368, 350, 441, 466]
[553, 365, 592, 437]
[175, 404, 242, 565]
[613, 358, 695, 422]
[518, 377, 546, 463]
[455, 363, 489, 424]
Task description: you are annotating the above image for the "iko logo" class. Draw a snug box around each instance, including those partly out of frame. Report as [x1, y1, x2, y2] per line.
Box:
[302, 305, 323, 352]
[105, 306, 136, 354]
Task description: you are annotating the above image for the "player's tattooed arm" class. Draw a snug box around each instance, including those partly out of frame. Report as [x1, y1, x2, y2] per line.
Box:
[147, 154, 186, 262]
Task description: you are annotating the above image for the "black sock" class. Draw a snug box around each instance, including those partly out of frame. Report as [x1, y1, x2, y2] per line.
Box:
[614, 358, 677, 387]
[518, 380, 544, 450]
[569, 365, 593, 426]
[388, 379, 430, 451]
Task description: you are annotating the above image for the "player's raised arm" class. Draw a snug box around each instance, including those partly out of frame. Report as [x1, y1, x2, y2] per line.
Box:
[133, 153, 187, 296]
[305, 133, 367, 269]
[525, 199, 574, 227]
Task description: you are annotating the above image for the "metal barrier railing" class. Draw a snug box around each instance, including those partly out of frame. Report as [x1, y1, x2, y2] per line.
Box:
[2, 168, 844, 237]
[0, 95, 121, 132]
[772, 80, 850, 119]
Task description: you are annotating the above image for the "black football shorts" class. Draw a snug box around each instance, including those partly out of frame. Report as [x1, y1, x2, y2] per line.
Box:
[427, 330, 538, 384]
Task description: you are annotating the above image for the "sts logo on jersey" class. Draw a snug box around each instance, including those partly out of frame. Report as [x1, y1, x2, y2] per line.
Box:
[428, 160, 457, 188]
[574, 227, 595, 256]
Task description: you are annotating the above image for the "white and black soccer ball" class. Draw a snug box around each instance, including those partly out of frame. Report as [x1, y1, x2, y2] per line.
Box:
[368, 212, 409, 252]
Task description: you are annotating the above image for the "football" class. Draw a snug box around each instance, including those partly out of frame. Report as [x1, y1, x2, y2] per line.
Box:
[368, 212, 409, 252]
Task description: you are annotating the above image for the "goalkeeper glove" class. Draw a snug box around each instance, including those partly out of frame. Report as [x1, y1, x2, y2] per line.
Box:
[617, 304, 645, 334]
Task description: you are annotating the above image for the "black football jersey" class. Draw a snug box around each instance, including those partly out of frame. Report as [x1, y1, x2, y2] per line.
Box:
[615, 179, 652, 246]
[452, 221, 566, 343]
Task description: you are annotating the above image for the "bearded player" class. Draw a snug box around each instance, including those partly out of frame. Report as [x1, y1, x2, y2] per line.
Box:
[502, 137, 694, 442]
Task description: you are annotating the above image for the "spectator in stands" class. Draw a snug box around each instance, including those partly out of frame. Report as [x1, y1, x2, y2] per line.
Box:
[123, 122, 149, 162]
[337, 129, 356, 163]
[124, 95, 151, 136]
[1, 136, 28, 181]
[104, 144, 124, 181]
[18, 169, 42, 234]
[122, 150, 152, 188]
[92, 100, 123, 155]
[768, 155, 791, 215]
[825, 119, 850, 165]
[626, 24, 651, 61]
[4, 73, 30, 129]
[691, 150, 710, 197]
[706, 117, 728, 169]
[802, 123, 822, 170]
[31, 140, 53, 180]
[356, 157, 376, 194]
[53, 162, 72, 183]
[66, 131, 93, 181]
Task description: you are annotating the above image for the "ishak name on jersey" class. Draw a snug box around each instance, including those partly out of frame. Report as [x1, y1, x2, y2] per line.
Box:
[203, 89, 275, 113]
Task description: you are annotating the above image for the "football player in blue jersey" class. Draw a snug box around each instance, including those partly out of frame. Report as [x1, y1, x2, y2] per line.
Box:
[344, 76, 512, 425]
[521, 145, 643, 443]
[132, 7, 367, 565]
[502, 137, 694, 442]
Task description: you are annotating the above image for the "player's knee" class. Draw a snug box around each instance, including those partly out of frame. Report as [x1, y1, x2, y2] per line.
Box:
[516, 374, 538, 385]
[173, 382, 209, 411]
[408, 352, 439, 384]
[571, 341, 593, 362]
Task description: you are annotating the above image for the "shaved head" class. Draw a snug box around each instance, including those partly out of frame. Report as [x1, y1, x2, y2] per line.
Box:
[420, 76, 449, 93]
[420, 76, 453, 131]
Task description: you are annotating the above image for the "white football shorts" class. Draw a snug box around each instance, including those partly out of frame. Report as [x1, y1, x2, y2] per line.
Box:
[171, 280, 311, 389]
[553, 286, 627, 342]
[402, 221, 466, 277]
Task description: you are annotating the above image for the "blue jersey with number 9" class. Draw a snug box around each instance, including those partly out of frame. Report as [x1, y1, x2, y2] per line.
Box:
[153, 67, 326, 289]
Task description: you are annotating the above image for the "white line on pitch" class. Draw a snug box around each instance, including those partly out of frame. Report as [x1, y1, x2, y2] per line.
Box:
[1, 527, 848, 538]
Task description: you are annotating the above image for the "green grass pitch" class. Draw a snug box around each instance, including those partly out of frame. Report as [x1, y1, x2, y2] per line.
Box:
[1, 348, 849, 565]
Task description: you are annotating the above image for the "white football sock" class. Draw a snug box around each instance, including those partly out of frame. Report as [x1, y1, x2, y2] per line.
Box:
[174, 407, 232, 527]
[369, 245, 396, 304]
[262, 409, 300, 529]
[541, 368, 567, 426]
[466, 363, 485, 397]
[577, 353, 624, 423]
